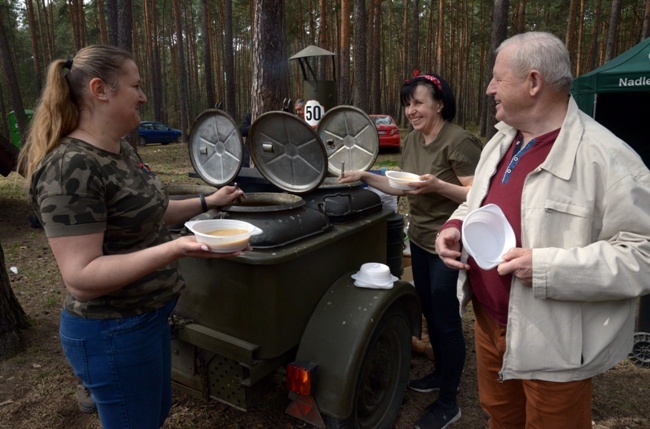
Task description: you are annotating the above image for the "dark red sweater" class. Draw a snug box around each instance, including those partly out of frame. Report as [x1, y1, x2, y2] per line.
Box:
[466, 129, 559, 326]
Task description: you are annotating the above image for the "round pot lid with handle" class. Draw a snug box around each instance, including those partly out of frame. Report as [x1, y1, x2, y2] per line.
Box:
[188, 109, 244, 187]
[316, 105, 379, 177]
[248, 111, 328, 194]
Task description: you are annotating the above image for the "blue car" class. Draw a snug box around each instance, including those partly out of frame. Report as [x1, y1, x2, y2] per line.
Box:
[137, 121, 182, 146]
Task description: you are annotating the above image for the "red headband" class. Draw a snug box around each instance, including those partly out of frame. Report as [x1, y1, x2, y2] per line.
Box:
[406, 70, 443, 92]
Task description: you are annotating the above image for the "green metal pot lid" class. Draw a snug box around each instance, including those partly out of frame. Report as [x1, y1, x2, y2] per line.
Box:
[248, 111, 328, 194]
[316, 105, 379, 177]
[188, 109, 244, 187]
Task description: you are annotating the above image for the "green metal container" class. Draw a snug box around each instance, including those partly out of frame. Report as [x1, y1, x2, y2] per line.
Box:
[172, 106, 419, 424]
[171, 209, 397, 410]
[173, 208, 390, 361]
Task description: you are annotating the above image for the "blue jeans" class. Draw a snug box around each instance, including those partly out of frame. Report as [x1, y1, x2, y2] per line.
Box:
[411, 242, 466, 406]
[60, 299, 177, 429]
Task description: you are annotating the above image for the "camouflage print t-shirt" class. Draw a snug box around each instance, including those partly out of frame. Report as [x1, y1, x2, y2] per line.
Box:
[31, 137, 184, 318]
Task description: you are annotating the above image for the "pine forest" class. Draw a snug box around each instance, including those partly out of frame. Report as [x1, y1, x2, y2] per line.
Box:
[0, 0, 649, 142]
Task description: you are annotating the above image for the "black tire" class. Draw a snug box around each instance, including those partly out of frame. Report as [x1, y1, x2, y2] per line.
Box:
[323, 303, 412, 429]
[138, 137, 147, 146]
[629, 332, 650, 367]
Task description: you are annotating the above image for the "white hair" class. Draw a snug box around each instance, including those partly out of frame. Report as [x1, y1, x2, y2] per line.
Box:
[497, 32, 573, 93]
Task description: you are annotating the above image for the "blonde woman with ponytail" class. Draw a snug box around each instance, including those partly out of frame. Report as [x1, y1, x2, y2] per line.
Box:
[19, 45, 245, 429]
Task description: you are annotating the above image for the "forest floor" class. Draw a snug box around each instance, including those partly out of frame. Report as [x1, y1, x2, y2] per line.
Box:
[1, 142, 649, 429]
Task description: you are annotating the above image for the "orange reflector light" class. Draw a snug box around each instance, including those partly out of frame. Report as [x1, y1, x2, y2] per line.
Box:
[286, 362, 316, 396]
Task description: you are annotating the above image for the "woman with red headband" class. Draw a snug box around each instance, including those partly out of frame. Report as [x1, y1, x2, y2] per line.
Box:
[339, 72, 482, 428]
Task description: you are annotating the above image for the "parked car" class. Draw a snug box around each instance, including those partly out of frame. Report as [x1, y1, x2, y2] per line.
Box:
[137, 121, 182, 146]
[370, 114, 400, 152]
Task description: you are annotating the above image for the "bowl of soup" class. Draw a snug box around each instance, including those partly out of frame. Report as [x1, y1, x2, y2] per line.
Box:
[385, 170, 425, 190]
[184, 219, 263, 253]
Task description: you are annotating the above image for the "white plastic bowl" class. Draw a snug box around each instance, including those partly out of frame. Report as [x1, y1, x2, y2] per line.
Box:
[185, 219, 263, 253]
[461, 204, 515, 269]
[385, 170, 425, 190]
[351, 262, 398, 289]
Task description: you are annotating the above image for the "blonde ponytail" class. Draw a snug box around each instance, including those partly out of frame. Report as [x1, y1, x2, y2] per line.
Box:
[18, 59, 78, 181]
[18, 45, 133, 182]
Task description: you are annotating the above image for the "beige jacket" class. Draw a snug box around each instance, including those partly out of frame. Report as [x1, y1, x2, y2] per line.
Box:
[451, 97, 650, 382]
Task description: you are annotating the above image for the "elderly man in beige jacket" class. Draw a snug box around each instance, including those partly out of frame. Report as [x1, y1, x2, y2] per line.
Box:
[437, 31, 650, 428]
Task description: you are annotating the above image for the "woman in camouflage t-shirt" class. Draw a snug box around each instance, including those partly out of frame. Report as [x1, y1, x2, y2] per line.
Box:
[18, 45, 245, 429]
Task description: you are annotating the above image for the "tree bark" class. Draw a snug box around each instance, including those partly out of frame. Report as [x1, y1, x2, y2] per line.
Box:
[173, 0, 190, 139]
[370, 0, 381, 114]
[424, 1, 434, 71]
[25, 0, 42, 95]
[35, 0, 53, 65]
[68, 0, 86, 50]
[485, 0, 509, 140]
[96, 0, 108, 44]
[402, 0, 409, 91]
[410, 0, 420, 72]
[0, 13, 28, 147]
[575, 0, 586, 76]
[642, 0, 650, 41]
[565, 0, 579, 74]
[144, 0, 162, 122]
[117, 0, 133, 51]
[224, 0, 236, 117]
[353, 0, 368, 112]
[202, 0, 216, 109]
[586, 0, 602, 71]
[339, 0, 351, 105]
[515, 0, 526, 34]
[251, 0, 289, 119]
[0, 242, 30, 361]
[318, 0, 327, 80]
[605, 0, 623, 62]
[435, 0, 444, 72]
[107, 0, 118, 46]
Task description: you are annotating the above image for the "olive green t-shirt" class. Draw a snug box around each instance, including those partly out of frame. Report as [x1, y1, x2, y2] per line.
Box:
[399, 122, 482, 254]
[31, 137, 184, 318]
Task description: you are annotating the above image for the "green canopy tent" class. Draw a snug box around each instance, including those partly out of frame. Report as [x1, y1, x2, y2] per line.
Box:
[571, 37, 650, 167]
[574, 38, 650, 359]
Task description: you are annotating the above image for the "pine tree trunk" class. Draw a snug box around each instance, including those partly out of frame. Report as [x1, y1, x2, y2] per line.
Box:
[224, 0, 236, 117]
[485, 0, 509, 141]
[173, 0, 190, 140]
[0, 15, 28, 146]
[353, 0, 368, 112]
[251, 0, 289, 118]
[25, 0, 42, 95]
[339, 0, 351, 105]
[642, 0, 650, 41]
[605, 0, 623, 62]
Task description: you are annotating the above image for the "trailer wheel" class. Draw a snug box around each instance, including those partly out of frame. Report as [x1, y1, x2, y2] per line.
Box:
[324, 303, 411, 429]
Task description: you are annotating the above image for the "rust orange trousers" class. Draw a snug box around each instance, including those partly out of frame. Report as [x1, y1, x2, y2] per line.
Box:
[473, 300, 592, 429]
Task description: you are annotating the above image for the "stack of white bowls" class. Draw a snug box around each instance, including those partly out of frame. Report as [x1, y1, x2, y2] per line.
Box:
[351, 262, 397, 289]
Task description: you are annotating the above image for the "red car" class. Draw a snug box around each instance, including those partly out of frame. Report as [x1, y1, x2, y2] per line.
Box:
[370, 114, 401, 152]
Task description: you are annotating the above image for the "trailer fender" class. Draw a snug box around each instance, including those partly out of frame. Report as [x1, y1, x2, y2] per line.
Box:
[293, 271, 421, 420]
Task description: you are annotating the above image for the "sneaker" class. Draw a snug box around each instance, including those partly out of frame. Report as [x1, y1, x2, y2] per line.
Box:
[414, 401, 461, 429]
[408, 372, 441, 393]
[75, 384, 96, 413]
